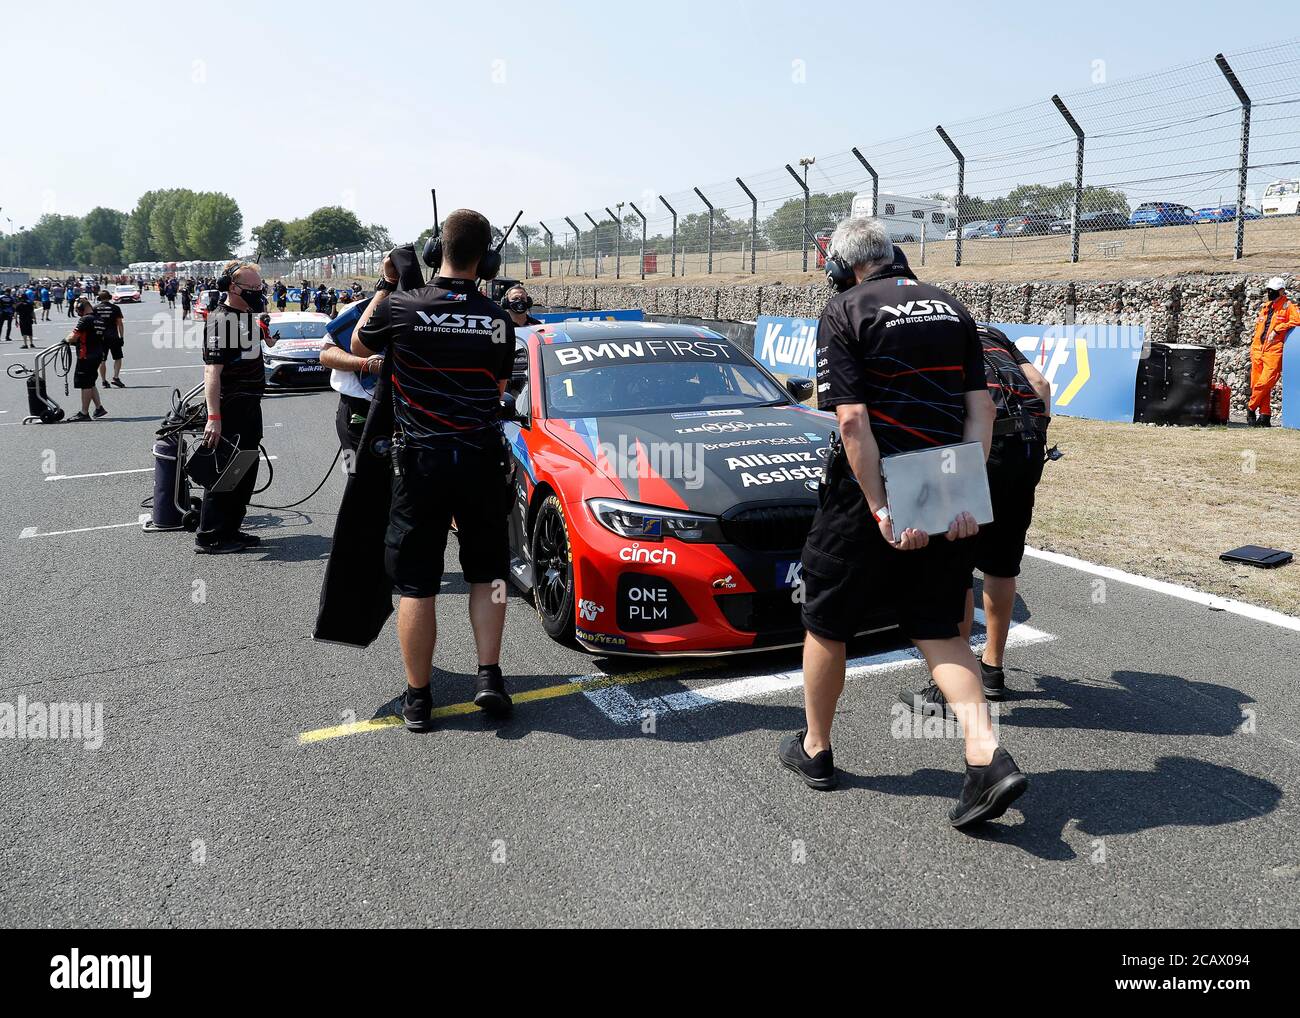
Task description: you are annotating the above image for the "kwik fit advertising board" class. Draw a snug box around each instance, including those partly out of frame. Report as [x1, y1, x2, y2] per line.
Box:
[754, 316, 1143, 423]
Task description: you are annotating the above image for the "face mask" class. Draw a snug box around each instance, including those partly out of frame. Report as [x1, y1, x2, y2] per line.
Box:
[1267, 290, 1280, 302]
[237, 285, 267, 312]
[506, 299, 529, 313]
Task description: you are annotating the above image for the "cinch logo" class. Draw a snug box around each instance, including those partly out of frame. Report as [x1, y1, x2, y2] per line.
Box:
[618, 543, 677, 565]
[415, 311, 497, 331]
[879, 299, 957, 319]
[50, 950, 151, 998]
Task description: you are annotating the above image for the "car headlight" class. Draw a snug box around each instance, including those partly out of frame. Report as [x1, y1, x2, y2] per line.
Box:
[586, 498, 722, 543]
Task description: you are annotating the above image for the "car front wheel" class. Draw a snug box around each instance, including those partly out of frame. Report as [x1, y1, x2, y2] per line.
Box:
[530, 494, 575, 641]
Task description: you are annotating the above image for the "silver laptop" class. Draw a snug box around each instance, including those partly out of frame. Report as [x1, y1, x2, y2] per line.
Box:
[880, 440, 993, 537]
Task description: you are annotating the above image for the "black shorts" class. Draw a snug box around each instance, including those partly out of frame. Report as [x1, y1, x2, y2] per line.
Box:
[73, 360, 100, 389]
[105, 338, 123, 359]
[973, 438, 1045, 579]
[801, 467, 974, 643]
[385, 442, 511, 598]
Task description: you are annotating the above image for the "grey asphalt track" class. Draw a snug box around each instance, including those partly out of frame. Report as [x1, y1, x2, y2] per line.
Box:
[1, 299, 1296, 928]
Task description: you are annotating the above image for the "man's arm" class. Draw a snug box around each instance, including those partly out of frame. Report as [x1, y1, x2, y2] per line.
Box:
[1022, 360, 1052, 408]
[963, 388, 995, 460]
[349, 292, 389, 359]
[202, 363, 223, 448]
[319, 339, 380, 375]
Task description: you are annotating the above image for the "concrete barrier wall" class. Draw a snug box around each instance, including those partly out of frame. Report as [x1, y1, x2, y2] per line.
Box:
[526, 273, 1279, 416]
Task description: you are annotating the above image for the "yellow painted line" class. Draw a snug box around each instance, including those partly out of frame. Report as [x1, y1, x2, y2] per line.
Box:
[297, 663, 689, 746]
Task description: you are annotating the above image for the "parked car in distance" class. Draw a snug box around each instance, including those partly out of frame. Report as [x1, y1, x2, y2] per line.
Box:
[1261, 179, 1300, 217]
[1000, 213, 1058, 237]
[1128, 202, 1197, 228]
[1048, 211, 1131, 234]
[1193, 204, 1262, 223]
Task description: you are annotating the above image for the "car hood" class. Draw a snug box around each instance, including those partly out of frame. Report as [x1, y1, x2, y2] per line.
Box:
[543, 403, 836, 516]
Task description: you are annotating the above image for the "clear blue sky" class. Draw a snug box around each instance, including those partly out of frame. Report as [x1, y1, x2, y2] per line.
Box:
[0, 0, 1274, 245]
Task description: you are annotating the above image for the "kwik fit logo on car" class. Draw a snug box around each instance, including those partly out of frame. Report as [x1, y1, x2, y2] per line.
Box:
[755, 316, 819, 379]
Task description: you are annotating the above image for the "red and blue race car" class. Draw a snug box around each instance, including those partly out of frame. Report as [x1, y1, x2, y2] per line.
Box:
[502, 320, 886, 656]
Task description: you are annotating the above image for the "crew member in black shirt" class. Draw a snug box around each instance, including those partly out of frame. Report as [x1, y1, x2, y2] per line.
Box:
[15, 291, 36, 349]
[196, 261, 278, 554]
[62, 297, 108, 421]
[350, 209, 516, 730]
[92, 290, 126, 387]
[777, 215, 1027, 829]
[0, 288, 15, 341]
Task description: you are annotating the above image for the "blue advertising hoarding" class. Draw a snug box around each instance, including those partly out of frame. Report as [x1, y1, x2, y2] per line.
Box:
[532, 309, 645, 324]
[1281, 336, 1300, 429]
[753, 315, 1144, 423]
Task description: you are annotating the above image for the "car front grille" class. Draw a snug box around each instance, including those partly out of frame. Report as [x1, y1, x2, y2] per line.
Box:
[719, 504, 817, 553]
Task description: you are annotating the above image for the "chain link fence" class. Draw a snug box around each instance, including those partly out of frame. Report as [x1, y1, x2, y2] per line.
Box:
[503, 41, 1300, 282]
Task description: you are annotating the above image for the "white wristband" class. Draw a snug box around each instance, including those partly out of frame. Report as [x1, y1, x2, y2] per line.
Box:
[874, 506, 891, 524]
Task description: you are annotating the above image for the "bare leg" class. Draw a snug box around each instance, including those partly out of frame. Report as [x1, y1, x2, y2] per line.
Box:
[468, 581, 506, 667]
[914, 636, 998, 765]
[397, 595, 436, 689]
[980, 575, 1016, 667]
[801, 631, 846, 755]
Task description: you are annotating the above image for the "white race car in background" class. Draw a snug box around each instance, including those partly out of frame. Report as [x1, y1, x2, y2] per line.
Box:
[262, 311, 333, 388]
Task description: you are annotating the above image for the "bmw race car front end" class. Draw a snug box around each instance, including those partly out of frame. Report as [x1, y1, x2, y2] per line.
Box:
[566, 494, 819, 656]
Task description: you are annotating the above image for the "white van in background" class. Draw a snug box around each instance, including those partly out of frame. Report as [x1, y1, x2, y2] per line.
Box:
[1261, 179, 1300, 217]
[851, 191, 957, 243]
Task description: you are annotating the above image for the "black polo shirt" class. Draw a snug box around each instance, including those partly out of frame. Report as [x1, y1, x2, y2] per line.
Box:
[358, 276, 514, 451]
[91, 299, 124, 347]
[203, 303, 267, 398]
[71, 314, 103, 362]
[816, 267, 985, 456]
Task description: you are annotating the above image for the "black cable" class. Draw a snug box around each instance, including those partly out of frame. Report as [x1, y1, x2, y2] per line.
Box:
[249, 443, 343, 510]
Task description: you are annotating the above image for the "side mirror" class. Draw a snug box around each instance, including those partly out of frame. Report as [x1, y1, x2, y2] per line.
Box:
[500, 391, 528, 425]
[785, 377, 815, 402]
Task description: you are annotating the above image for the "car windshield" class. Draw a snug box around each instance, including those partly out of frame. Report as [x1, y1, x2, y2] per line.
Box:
[268, 321, 328, 341]
[541, 336, 788, 416]
[114, 286, 134, 293]
[1265, 182, 1297, 196]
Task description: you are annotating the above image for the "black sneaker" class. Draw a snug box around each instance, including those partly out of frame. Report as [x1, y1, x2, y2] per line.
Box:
[980, 660, 1006, 701]
[401, 686, 433, 732]
[1258, 415, 1272, 428]
[949, 747, 1028, 829]
[92, 406, 108, 419]
[899, 681, 956, 721]
[473, 667, 512, 717]
[67, 411, 91, 422]
[194, 537, 246, 555]
[231, 531, 261, 547]
[1246, 408, 1257, 426]
[777, 730, 838, 790]
[110, 378, 126, 388]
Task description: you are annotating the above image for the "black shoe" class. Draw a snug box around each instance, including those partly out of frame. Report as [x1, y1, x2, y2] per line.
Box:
[474, 667, 513, 717]
[67, 411, 91, 422]
[231, 531, 261, 546]
[899, 681, 956, 721]
[401, 686, 433, 732]
[92, 406, 108, 419]
[110, 378, 125, 388]
[1246, 408, 1257, 426]
[777, 730, 838, 790]
[949, 747, 1028, 829]
[194, 537, 247, 555]
[1258, 415, 1272, 428]
[979, 659, 1006, 701]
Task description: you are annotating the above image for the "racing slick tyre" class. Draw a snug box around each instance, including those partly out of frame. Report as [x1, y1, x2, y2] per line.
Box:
[530, 494, 575, 642]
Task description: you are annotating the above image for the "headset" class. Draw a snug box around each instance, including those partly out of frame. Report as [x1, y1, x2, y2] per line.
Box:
[421, 189, 523, 283]
[802, 224, 854, 291]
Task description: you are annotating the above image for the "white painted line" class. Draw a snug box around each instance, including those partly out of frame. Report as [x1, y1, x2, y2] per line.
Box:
[120, 365, 203, 374]
[575, 614, 1055, 725]
[45, 456, 276, 482]
[1024, 546, 1300, 634]
[19, 514, 150, 539]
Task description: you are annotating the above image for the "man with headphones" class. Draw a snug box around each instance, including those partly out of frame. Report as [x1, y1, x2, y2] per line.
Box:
[348, 209, 516, 731]
[502, 283, 541, 327]
[196, 260, 278, 554]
